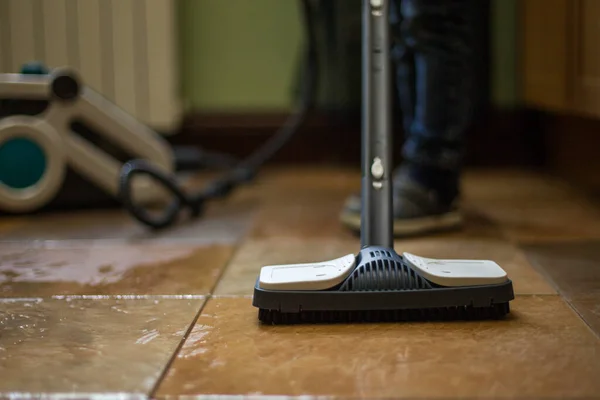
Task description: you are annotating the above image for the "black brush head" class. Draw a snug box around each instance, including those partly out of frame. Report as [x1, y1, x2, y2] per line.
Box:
[253, 246, 515, 325]
[258, 302, 511, 325]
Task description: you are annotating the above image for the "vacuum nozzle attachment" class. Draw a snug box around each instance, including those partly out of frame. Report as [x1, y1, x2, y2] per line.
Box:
[253, 246, 514, 324]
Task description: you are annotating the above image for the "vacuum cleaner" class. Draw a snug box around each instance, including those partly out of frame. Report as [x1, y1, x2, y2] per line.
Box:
[252, 0, 515, 324]
[0, 0, 318, 227]
[0, 67, 176, 214]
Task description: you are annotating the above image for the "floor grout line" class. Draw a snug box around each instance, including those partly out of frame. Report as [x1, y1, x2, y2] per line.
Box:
[148, 215, 255, 398]
[519, 246, 600, 340]
[0, 295, 208, 301]
[564, 300, 600, 341]
[0, 238, 241, 247]
[0, 294, 563, 303]
[147, 295, 209, 399]
[0, 391, 148, 399]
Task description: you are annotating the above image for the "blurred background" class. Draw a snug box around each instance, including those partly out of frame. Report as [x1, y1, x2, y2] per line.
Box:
[1, 0, 598, 193]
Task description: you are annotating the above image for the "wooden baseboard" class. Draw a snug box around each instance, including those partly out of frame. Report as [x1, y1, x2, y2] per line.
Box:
[542, 111, 600, 192]
[170, 107, 545, 167]
[171, 109, 364, 165]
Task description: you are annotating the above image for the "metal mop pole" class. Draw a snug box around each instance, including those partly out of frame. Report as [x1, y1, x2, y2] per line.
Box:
[360, 0, 393, 249]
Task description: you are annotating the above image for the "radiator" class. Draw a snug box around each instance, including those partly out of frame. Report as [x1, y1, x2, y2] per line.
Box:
[0, 0, 182, 133]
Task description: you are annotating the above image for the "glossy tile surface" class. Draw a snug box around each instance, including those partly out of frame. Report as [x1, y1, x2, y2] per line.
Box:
[216, 237, 554, 296]
[0, 243, 233, 297]
[462, 169, 583, 203]
[248, 190, 355, 239]
[464, 170, 600, 242]
[3, 167, 600, 398]
[523, 240, 600, 336]
[0, 297, 203, 395]
[245, 168, 505, 240]
[482, 199, 600, 242]
[428, 205, 505, 239]
[3, 199, 256, 243]
[157, 296, 600, 398]
[248, 202, 501, 243]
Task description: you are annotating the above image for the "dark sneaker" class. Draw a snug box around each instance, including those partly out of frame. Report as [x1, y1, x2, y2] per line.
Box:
[339, 169, 462, 236]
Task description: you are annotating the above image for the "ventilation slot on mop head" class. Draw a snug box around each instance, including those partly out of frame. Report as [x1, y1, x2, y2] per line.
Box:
[370, 250, 392, 258]
[340, 257, 432, 291]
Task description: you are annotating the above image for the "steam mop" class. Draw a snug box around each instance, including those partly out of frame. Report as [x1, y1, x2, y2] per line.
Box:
[252, 0, 514, 324]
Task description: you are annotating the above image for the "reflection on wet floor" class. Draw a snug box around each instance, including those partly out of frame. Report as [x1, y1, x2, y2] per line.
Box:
[0, 297, 203, 394]
[0, 243, 234, 297]
[1, 167, 600, 398]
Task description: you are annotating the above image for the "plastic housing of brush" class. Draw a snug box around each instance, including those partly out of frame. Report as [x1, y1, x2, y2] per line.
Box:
[253, 246, 514, 324]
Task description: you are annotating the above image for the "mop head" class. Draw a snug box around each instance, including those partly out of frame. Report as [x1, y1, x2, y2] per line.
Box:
[252, 246, 514, 324]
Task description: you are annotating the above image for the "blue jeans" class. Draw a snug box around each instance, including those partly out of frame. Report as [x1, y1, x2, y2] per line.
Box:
[390, 0, 475, 173]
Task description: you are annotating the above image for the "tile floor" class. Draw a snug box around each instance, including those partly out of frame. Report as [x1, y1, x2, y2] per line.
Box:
[1, 166, 600, 399]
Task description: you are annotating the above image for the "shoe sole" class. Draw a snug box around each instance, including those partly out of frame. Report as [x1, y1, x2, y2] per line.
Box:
[340, 210, 463, 237]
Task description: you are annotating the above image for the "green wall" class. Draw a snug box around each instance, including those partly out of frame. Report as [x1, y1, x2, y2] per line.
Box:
[178, 0, 303, 111]
[179, 0, 519, 111]
[490, 0, 518, 108]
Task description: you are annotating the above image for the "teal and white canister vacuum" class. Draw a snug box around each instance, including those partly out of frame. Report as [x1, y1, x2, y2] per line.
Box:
[0, 67, 174, 214]
[0, 0, 318, 228]
[252, 0, 515, 324]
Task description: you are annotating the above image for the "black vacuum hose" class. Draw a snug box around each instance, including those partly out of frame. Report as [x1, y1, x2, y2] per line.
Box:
[119, 0, 319, 229]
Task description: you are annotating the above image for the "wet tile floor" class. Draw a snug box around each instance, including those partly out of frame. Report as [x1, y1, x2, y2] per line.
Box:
[1, 167, 600, 399]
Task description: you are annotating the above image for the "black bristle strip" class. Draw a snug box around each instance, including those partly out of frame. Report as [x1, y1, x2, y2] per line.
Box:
[258, 303, 510, 325]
